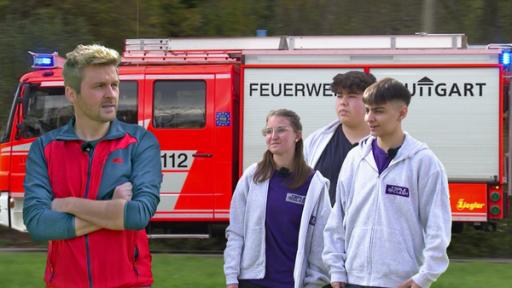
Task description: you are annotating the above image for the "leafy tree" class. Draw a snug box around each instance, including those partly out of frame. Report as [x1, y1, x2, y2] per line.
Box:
[1, 0, 512, 135]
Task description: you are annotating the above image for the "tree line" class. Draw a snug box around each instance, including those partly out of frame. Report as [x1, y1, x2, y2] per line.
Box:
[1, 0, 511, 133]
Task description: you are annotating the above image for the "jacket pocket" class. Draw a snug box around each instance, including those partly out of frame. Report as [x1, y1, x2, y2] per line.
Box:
[241, 226, 264, 271]
[132, 230, 153, 285]
[133, 245, 140, 276]
[371, 227, 418, 278]
[345, 227, 371, 273]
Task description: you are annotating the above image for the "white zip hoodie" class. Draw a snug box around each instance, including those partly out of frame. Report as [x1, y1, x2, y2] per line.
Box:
[323, 134, 451, 288]
[304, 120, 340, 168]
[224, 163, 331, 288]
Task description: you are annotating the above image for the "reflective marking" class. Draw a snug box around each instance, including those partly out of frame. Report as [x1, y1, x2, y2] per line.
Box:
[161, 172, 188, 192]
[452, 212, 487, 216]
[164, 209, 215, 212]
[216, 74, 231, 79]
[452, 212, 487, 222]
[120, 74, 144, 80]
[153, 213, 214, 219]
[1, 143, 32, 153]
[40, 81, 64, 87]
[452, 216, 487, 221]
[156, 194, 178, 212]
[146, 74, 214, 80]
[137, 119, 150, 129]
[5, 152, 28, 156]
[215, 213, 230, 219]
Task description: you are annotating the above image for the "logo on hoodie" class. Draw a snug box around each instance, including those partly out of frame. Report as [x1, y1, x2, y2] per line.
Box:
[385, 184, 409, 198]
[286, 193, 306, 205]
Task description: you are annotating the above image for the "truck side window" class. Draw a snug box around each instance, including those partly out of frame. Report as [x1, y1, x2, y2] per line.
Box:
[20, 86, 72, 139]
[118, 80, 138, 124]
[153, 80, 206, 128]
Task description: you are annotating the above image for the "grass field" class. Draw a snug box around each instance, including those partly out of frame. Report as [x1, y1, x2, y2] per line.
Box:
[0, 253, 511, 287]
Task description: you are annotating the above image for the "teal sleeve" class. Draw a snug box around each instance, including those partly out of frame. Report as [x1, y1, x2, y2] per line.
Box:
[124, 130, 162, 230]
[23, 138, 76, 241]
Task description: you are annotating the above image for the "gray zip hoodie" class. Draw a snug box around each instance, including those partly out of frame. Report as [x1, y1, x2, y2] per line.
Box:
[224, 163, 331, 288]
[304, 119, 340, 168]
[323, 134, 451, 288]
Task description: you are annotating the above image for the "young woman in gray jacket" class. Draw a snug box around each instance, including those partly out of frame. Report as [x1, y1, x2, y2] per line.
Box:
[224, 109, 331, 288]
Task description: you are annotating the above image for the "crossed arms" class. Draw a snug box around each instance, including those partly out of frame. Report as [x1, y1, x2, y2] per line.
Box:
[51, 182, 133, 236]
[23, 132, 162, 241]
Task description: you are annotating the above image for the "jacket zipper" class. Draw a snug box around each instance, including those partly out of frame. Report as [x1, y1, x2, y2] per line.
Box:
[367, 174, 379, 282]
[298, 177, 321, 288]
[84, 143, 94, 288]
[366, 156, 405, 282]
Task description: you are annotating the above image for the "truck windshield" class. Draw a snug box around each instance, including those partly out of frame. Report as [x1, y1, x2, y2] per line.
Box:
[19, 86, 71, 139]
[19, 80, 138, 139]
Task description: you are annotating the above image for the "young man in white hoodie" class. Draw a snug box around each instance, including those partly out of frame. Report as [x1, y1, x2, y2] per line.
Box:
[323, 78, 451, 288]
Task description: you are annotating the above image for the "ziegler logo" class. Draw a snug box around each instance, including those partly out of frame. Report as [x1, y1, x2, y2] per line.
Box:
[404, 77, 486, 97]
[456, 199, 485, 211]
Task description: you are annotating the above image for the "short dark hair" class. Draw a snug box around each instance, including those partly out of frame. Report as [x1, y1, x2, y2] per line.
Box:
[331, 71, 376, 94]
[363, 78, 411, 106]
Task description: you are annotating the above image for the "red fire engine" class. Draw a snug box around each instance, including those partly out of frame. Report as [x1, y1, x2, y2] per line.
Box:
[0, 34, 510, 236]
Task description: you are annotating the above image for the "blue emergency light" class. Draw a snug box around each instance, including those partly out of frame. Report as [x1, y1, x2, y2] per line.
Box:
[29, 52, 57, 69]
[500, 51, 511, 66]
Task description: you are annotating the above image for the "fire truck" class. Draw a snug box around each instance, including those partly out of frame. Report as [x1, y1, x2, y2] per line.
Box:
[0, 33, 510, 236]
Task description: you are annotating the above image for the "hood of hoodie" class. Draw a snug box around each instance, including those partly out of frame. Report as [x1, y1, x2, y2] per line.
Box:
[356, 132, 429, 164]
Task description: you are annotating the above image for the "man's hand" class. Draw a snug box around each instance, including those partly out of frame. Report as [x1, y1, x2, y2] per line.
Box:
[331, 282, 345, 288]
[52, 181, 132, 212]
[51, 197, 127, 230]
[398, 279, 421, 288]
[113, 182, 133, 200]
[227, 285, 238, 288]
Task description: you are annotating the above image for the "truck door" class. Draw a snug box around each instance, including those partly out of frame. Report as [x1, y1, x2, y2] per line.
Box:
[145, 71, 216, 221]
[0, 84, 22, 227]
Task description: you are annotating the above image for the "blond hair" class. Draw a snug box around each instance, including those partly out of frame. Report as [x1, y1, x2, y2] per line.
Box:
[63, 44, 121, 93]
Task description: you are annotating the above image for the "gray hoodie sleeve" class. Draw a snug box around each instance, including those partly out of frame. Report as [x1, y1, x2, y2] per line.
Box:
[412, 159, 452, 288]
[304, 177, 332, 287]
[223, 165, 254, 285]
[323, 152, 354, 284]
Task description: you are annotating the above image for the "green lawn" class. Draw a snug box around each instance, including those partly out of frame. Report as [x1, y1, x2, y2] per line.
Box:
[0, 252, 510, 287]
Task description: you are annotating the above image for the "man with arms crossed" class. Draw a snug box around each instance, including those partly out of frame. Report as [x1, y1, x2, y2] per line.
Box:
[23, 44, 161, 288]
[323, 78, 451, 288]
[304, 71, 375, 206]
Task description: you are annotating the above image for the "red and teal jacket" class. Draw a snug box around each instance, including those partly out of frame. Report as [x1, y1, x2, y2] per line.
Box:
[23, 119, 162, 288]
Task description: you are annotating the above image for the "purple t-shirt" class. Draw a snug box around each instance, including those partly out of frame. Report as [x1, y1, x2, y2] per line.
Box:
[371, 138, 400, 174]
[247, 169, 314, 288]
